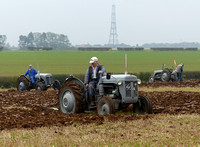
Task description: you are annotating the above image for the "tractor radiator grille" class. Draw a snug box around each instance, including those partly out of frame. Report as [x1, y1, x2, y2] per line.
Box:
[125, 82, 131, 97]
[125, 81, 137, 97]
[46, 77, 52, 85]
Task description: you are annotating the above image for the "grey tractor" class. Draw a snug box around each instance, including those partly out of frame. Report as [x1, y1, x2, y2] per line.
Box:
[149, 64, 177, 83]
[17, 73, 60, 91]
[58, 71, 152, 115]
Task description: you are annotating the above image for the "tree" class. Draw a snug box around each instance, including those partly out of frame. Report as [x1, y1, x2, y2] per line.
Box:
[18, 35, 28, 49]
[0, 35, 7, 47]
[27, 32, 34, 47]
[40, 32, 48, 47]
[57, 34, 71, 49]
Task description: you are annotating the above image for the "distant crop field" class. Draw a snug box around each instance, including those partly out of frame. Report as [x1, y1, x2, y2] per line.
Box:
[0, 50, 199, 77]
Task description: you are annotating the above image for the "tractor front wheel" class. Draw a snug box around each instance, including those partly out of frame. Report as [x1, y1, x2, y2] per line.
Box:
[97, 96, 115, 115]
[133, 96, 152, 114]
[149, 76, 154, 83]
[35, 82, 44, 91]
[53, 80, 61, 90]
[171, 73, 177, 82]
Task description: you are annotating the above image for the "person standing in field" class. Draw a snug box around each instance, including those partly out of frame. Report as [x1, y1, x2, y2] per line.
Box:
[176, 63, 184, 82]
[24, 64, 38, 87]
[84, 57, 106, 106]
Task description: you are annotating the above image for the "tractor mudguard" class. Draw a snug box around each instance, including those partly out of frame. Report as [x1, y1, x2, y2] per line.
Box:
[64, 76, 85, 89]
[16, 75, 31, 91]
[64, 76, 88, 106]
[20, 75, 30, 82]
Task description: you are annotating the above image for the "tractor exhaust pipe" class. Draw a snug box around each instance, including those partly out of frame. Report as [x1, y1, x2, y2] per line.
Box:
[37, 63, 40, 80]
[125, 54, 128, 75]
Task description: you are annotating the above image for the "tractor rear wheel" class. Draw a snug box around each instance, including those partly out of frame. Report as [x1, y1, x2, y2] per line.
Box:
[161, 68, 171, 82]
[133, 96, 152, 114]
[16, 75, 30, 91]
[97, 96, 115, 115]
[59, 82, 85, 113]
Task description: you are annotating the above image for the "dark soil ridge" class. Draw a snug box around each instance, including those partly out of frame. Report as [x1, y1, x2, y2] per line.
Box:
[141, 79, 200, 88]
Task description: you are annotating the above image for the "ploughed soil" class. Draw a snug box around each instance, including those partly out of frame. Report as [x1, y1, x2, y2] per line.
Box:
[0, 90, 151, 130]
[0, 79, 200, 130]
[141, 79, 200, 88]
[139, 91, 200, 115]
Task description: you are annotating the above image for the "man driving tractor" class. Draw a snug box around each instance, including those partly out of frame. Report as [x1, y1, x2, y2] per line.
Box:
[24, 64, 37, 88]
[84, 57, 106, 106]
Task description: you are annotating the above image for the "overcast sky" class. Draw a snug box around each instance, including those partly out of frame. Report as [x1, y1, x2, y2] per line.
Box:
[1, 0, 200, 46]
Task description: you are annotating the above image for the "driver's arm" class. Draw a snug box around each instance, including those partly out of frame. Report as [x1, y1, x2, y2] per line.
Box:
[34, 69, 38, 75]
[24, 70, 29, 76]
[84, 68, 89, 87]
[101, 66, 107, 76]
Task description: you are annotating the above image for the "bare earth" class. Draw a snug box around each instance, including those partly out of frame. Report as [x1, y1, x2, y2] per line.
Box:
[0, 80, 200, 146]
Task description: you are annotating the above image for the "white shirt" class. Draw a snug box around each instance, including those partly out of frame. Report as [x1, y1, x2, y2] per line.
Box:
[92, 66, 97, 79]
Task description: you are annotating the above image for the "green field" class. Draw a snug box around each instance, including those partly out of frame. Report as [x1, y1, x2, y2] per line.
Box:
[0, 51, 200, 76]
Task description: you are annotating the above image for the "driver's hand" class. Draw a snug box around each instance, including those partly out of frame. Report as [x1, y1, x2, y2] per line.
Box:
[86, 84, 89, 88]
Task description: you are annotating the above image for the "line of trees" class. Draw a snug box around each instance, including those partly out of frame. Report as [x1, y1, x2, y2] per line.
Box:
[19, 32, 72, 50]
[1, 32, 200, 51]
[0, 32, 73, 50]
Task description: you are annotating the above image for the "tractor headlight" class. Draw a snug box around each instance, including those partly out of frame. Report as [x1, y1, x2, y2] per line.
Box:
[137, 79, 141, 85]
[117, 80, 123, 86]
